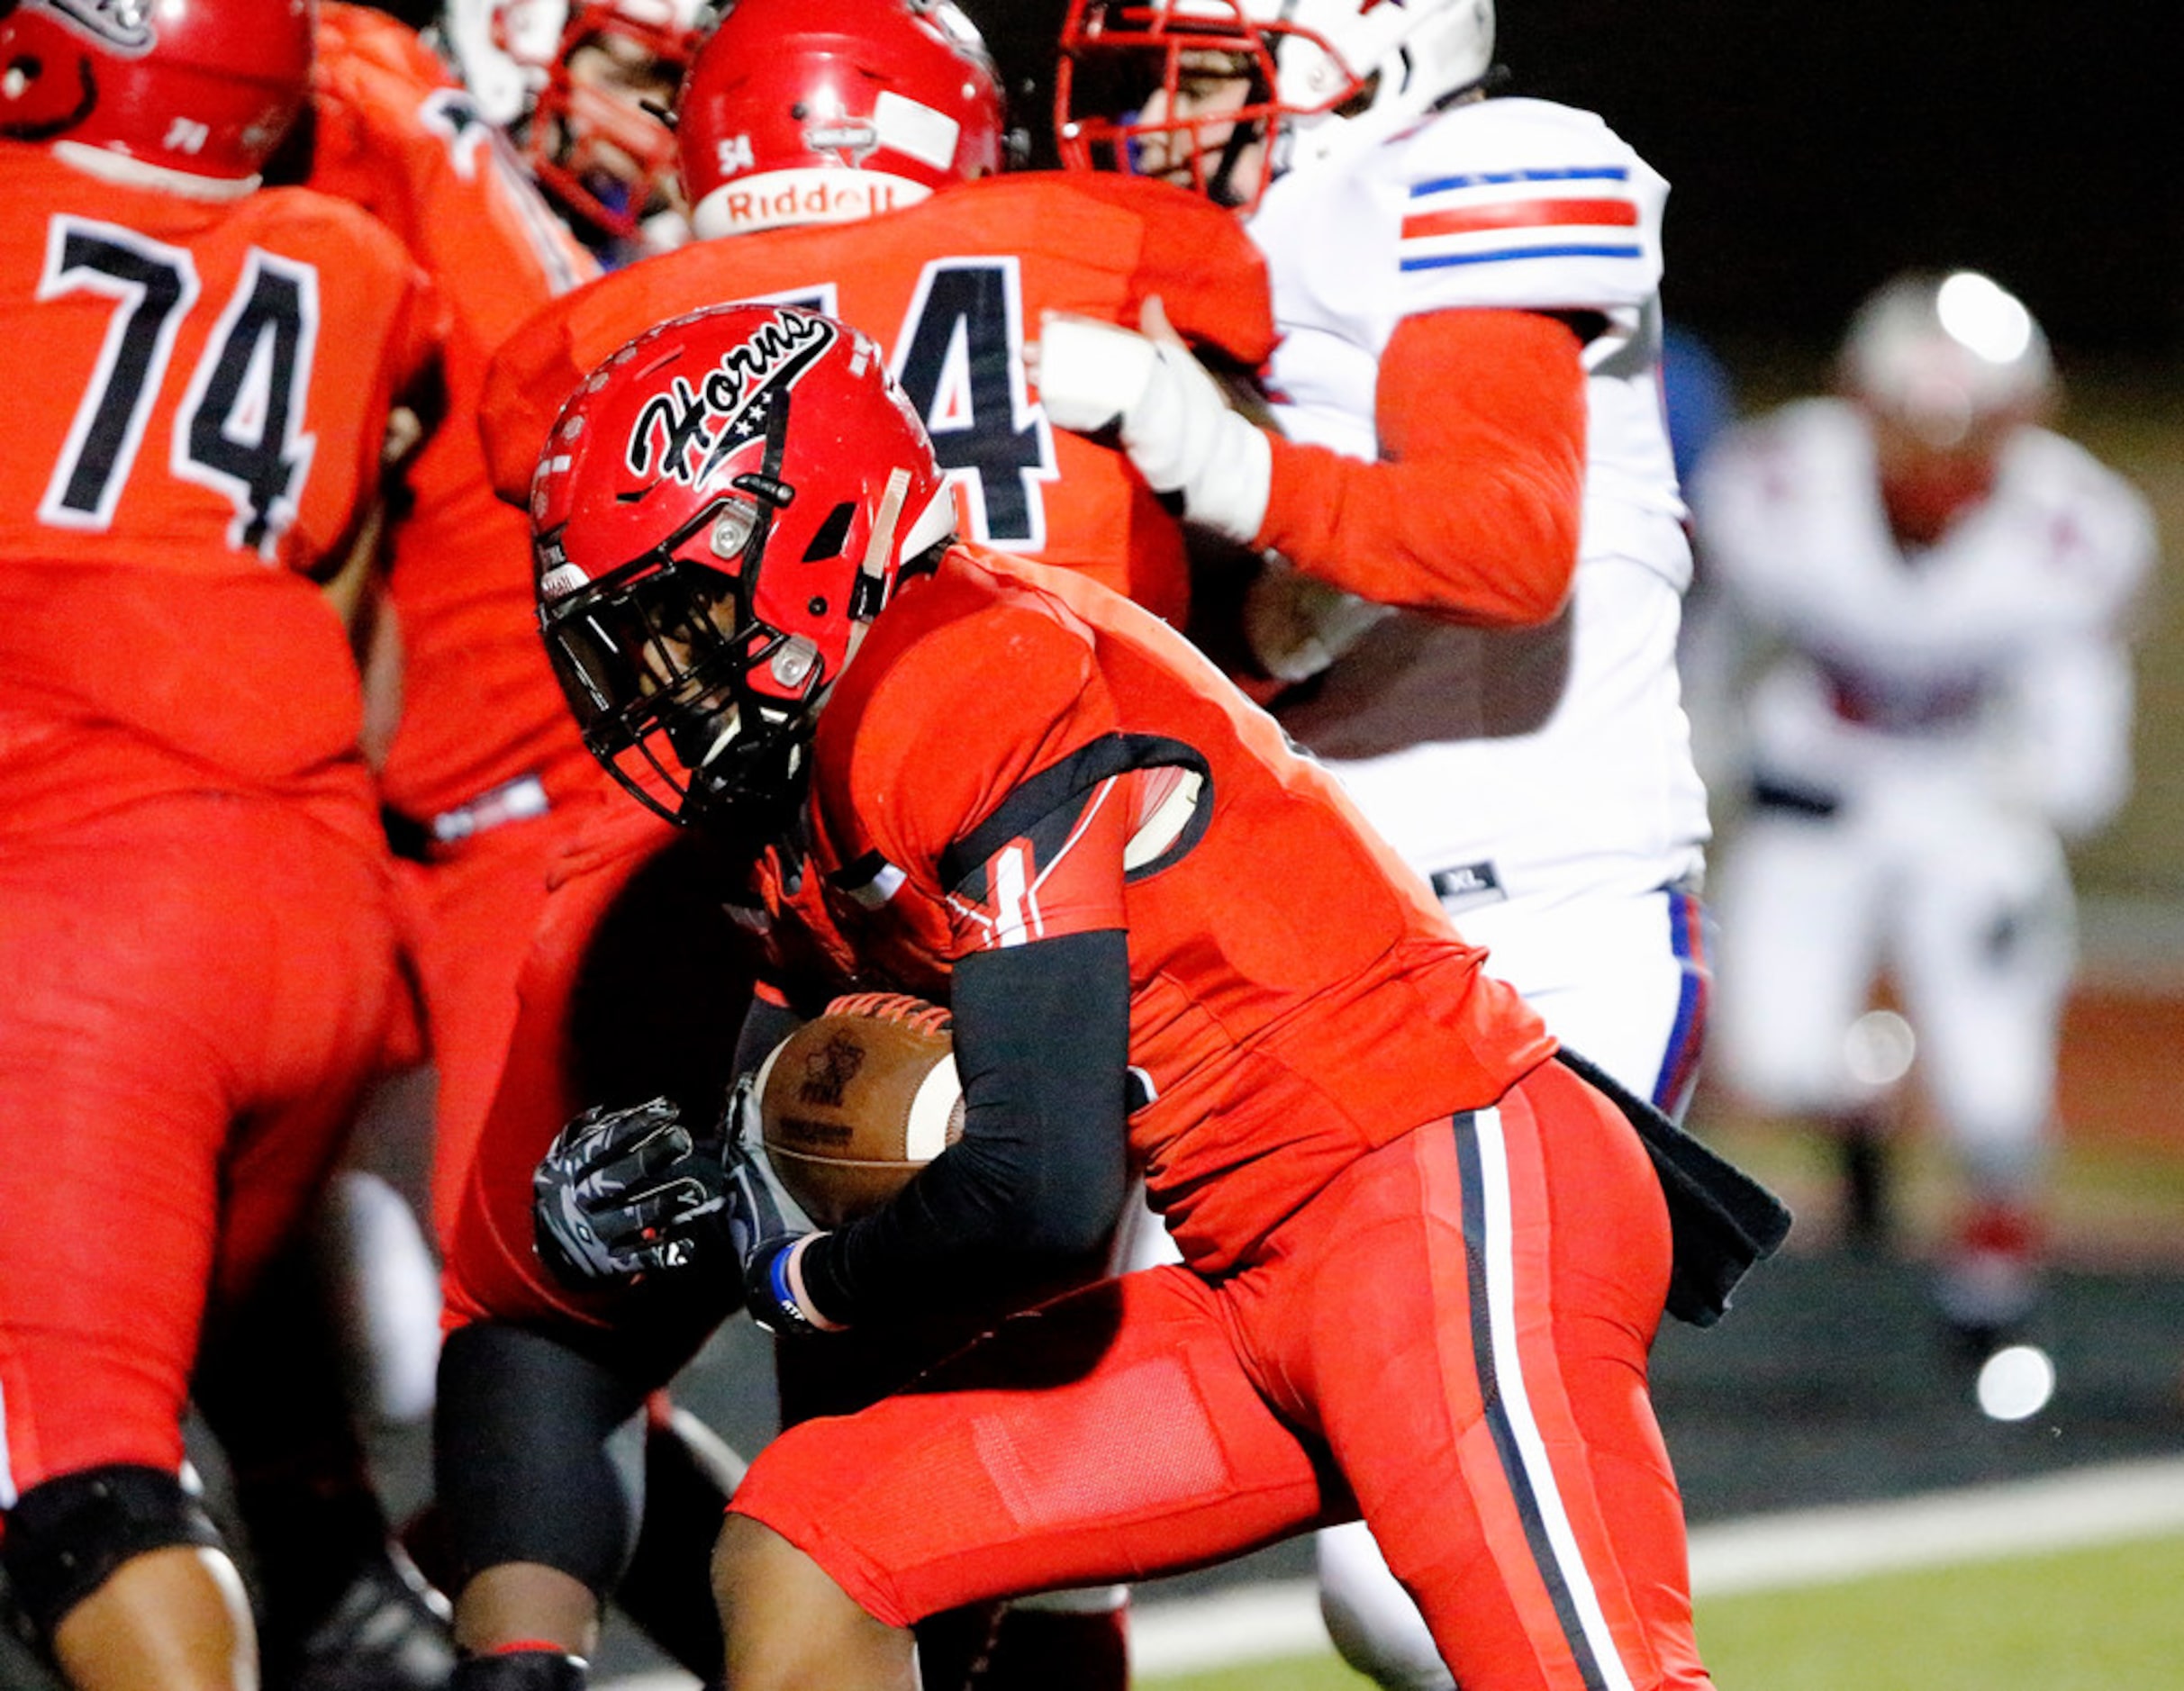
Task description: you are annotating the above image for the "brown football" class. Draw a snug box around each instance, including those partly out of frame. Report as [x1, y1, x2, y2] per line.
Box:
[755, 1004, 964, 1228]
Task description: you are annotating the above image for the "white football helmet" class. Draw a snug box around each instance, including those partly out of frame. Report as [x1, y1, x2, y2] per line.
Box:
[440, 0, 569, 131]
[1838, 269, 2055, 450]
[1255, 0, 1494, 168]
[1058, 0, 1495, 193]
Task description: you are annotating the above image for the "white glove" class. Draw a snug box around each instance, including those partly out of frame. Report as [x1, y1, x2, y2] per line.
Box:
[1241, 558, 1393, 683]
[1034, 309, 1273, 546]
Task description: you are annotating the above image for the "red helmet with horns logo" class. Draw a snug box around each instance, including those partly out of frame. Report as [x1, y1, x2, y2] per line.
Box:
[530, 302, 956, 827]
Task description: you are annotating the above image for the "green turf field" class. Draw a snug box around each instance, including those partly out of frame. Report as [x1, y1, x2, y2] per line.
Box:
[1140, 1531, 2184, 1691]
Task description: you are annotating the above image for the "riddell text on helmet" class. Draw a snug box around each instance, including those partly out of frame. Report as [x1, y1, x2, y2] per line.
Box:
[714, 168, 928, 231]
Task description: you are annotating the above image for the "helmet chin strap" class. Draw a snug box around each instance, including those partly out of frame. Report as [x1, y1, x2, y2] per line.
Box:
[1206, 118, 1264, 208]
[1204, 62, 1273, 208]
[841, 466, 912, 669]
[688, 465, 911, 827]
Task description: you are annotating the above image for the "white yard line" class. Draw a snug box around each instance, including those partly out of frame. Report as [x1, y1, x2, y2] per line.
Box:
[1683, 1453, 2184, 1596]
[597, 1454, 2184, 1686]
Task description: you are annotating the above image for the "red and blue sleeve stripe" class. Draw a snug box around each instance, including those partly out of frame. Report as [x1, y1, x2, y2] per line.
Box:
[1400, 166, 1644, 274]
[1651, 887, 1711, 1122]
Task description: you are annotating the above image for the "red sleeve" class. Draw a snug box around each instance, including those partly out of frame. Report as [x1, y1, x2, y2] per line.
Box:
[1254, 308, 1586, 626]
[1030, 174, 1277, 368]
[827, 568, 1126, 954]
[389, 255, 449, 405]
[941, 755, 1132, 955]
[1113, 178, 1279, 368]
[478, 293, 592, 504]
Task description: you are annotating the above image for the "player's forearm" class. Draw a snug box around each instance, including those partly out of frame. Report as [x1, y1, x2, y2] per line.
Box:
[802, 931, 1133, 1323]
[2007, 638, 2136, 837]
[1255, 307, 1587, 626]
[1255, 429, 1581, 625]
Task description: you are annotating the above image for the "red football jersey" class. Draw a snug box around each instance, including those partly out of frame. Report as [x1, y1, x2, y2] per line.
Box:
[481, 173, 1275, 626]
[0, 141, 436, 810]
[737, 547, 1556, 1271]
[307, 2, 600, 819]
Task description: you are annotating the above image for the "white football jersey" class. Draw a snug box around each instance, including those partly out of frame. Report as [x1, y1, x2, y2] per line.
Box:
[1249, 96, 1709, 913]
[1692, 398, 2154, 837]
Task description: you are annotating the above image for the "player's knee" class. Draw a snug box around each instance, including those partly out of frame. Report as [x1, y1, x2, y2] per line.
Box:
[709, 1511, 779, 1627]
[713, 1513, 891, 1691]
[1, 1463, 225, 1643]
[1316, 1522, 1455, 1691]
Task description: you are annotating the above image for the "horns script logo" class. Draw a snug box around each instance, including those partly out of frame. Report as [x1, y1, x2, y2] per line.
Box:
[625, 310, 838, 487]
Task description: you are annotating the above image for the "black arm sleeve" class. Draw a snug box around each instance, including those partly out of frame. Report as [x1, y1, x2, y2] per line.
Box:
[799, 927, 1134, 1325]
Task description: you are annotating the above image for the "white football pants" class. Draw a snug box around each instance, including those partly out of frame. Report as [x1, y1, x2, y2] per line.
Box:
[1711, 791, 2073, 1195]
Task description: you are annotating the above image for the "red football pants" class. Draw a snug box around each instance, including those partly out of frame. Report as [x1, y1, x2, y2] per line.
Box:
[440, 805, 754, 1340]
[0, 793, 403, 1497]
[395, 804, 584, 1249]
[731, 1059, 1712, 1691]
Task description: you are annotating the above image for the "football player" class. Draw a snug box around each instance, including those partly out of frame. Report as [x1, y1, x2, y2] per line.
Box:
[449, 4, 1275, 1683]
[288, 12, 761, 1687]
[303, 0, 597, 1268]
[436, 0, 713, 263]
[522, 301, 1782, 1691]
[0, 2, 440, 1686]
[1043, 4, 1716, 1683]
[477, 0, 1277, 627]
[1690, 270, 2153, 1359]
[177, 9, 602, 1686]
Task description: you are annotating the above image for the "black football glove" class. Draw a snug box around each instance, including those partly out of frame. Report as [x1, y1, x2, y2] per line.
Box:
[719, 1076, 842, 1337]
[531, 1097, 732, 1289]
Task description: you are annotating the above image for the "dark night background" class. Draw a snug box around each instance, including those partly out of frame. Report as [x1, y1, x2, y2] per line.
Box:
[963, 0, 2183, 358]
[364, 0, 2178, 354]
[357, 0, 2184, 881]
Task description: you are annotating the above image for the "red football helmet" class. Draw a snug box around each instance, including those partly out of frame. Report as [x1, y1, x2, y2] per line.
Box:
[675, 0, 1004, 240]
[532, 303, 956, 827]
[1055, 0, 1284, 208]
[0, 0, 315, 185]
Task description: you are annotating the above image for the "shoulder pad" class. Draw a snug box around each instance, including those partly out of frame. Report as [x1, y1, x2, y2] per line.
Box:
[1388, 99, 1665, 316]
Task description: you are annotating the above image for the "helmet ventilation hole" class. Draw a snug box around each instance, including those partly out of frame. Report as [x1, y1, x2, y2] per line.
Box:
[802, 501, 856, 561]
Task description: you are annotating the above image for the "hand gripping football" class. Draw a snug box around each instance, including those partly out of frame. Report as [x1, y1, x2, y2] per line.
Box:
[754, 995, 964, 1228]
